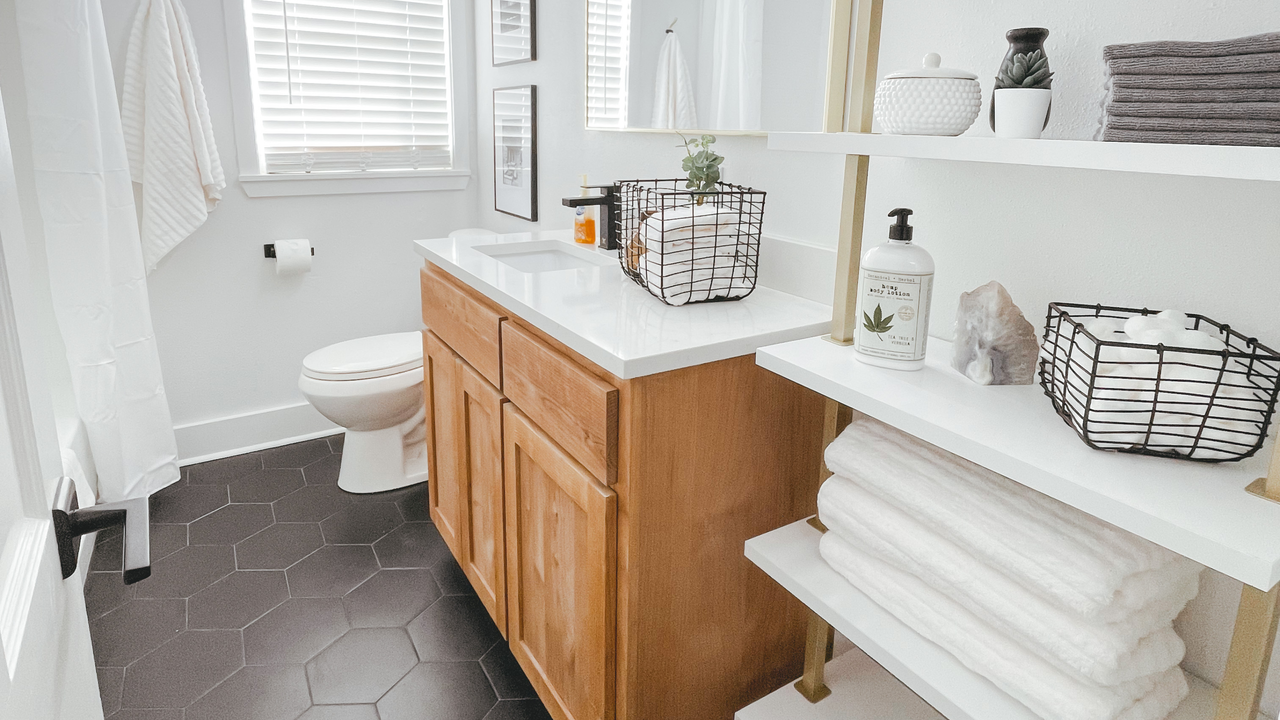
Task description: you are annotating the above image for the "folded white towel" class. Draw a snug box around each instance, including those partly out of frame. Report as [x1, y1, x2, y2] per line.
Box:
[819, 476, 1196, 686]
[641, 204, 743, 235]
[826, 414, 1200, 620]
[121, 0, 224, 273]
[819, 531, 1189, 720]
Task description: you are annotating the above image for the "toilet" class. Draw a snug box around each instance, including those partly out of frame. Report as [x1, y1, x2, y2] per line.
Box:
[298, 332, 427, 494]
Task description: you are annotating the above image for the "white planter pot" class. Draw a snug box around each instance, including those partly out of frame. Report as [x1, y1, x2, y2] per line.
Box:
[993, 88, 1052, 139]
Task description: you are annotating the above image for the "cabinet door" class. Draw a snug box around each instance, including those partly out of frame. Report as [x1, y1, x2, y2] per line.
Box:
[424, 330, 466, 563]
[504, 406, 616, 720]
[459, 364, 508, 634]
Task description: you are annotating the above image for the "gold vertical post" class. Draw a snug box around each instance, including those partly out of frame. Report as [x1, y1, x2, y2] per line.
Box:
[826, 0, 883, 344]
[1218, 433, 1280, 718]
[794, 610, 836, 703]
[1215, 582, 1280, 720]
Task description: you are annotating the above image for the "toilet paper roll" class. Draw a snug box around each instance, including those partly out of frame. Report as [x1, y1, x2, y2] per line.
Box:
[274, 238, 312, 275]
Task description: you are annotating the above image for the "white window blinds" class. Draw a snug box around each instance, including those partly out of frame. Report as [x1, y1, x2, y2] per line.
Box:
[585, 0, 630, 128]
[247, 0, 454, 174]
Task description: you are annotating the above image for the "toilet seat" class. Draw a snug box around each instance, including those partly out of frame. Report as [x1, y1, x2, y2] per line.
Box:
[302, 332, 423, 381]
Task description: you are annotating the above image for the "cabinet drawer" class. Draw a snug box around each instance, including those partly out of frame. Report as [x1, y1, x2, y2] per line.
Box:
[501, 323, 618, 484]
[421, 263, 505, 388]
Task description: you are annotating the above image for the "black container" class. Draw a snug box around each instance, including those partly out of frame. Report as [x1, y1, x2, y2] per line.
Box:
[1039, 303, 1280, 463]
[612, 179, 765, 307]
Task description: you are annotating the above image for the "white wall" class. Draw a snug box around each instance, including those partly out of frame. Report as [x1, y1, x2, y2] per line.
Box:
[470, 0, 1280, 712]
[95, 0, 482, 462]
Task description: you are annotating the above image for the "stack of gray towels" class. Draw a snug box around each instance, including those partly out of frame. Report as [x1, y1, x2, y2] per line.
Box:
[1098, 31, 1280, 147]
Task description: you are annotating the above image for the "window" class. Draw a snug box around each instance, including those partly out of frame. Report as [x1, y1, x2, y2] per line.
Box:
[245, 0, 455, 175]
[585, 0, 630, 128]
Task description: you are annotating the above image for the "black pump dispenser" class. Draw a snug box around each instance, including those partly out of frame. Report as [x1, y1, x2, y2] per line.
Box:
[888, 208, 914, 242]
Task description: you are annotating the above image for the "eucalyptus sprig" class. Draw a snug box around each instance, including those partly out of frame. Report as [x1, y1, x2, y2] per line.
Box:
[677, 133, 723, 200]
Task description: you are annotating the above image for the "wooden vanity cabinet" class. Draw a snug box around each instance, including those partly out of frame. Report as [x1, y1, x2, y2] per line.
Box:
[504, 405, 617, 720]
[420, 261, 826, 720]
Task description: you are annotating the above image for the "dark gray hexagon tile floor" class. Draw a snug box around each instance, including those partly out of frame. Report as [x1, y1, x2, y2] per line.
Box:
[87, 437, 549, 720]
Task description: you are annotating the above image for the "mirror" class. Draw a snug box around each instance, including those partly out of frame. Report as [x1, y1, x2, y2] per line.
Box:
[585, 0, 831, 133]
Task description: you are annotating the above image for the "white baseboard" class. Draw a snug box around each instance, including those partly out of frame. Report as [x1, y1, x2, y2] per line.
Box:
[174, 402, 340, 466]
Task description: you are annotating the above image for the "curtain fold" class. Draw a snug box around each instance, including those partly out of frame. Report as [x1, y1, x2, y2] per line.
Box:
[14, 0, 180, 502]
[704, 0, 764, 131]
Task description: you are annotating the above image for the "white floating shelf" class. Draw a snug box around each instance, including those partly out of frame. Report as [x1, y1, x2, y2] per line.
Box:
[755, 336, 1280, 589]
[767, 132, 1280, 182]
[745, 520, 1248, 720]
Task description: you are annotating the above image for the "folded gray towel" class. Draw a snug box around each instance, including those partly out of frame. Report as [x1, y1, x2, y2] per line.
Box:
[1110, 72, 1280, 90]
[1106, 101, 1280, 119]
[1101, 128, 1280, 147]
[1108, 53, 1280, 75]
[1103, 32, 1280, 60]
[1105, 115, 1280, 133]
[1110, 86, 1280, 103]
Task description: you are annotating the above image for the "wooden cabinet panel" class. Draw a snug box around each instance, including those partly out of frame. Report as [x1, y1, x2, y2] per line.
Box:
[424, 330, 466, 563]
[421, 264, 506, 388]
[504, 406, 616, 720]
[459, 364, 508, 635]
[501, 323, 618, 484]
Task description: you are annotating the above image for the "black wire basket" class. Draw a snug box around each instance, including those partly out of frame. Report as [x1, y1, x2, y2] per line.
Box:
[613, 179, 765, 306]
[1039, 303, 1280, 463]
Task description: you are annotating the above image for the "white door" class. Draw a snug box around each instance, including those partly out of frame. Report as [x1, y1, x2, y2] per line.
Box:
[0, 81, 103, 720]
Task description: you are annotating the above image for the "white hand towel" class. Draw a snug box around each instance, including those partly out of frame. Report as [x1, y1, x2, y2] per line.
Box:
[818, 476, 1197, 686]
[819, 531, 1189, 720]
[121, 0, 224, 273]
[825, 415, 1199, 620]
[650, 30, 699, 129]
[641, 204, 743, 235]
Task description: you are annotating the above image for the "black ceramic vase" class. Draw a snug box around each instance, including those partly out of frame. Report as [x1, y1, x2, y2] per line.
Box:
[989, 27, 1052, 131]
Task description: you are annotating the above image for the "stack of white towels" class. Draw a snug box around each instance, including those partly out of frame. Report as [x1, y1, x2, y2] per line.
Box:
[1043, 309, 1261, 459]
[634, 203, 751, 306]
[818, 414, 1204, 720]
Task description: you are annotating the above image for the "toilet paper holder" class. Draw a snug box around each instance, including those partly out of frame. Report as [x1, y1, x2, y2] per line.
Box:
[264, 243, 315, 258]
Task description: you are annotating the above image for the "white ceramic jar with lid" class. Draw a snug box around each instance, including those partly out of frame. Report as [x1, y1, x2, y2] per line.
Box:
[874, 53, 982, 136]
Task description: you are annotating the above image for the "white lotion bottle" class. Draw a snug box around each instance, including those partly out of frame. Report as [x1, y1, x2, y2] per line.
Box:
[854, 208, 935, 371]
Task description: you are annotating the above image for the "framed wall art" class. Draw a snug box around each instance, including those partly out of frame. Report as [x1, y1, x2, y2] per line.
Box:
[493, 85, 537, 221]
[492, 0, 536, 65]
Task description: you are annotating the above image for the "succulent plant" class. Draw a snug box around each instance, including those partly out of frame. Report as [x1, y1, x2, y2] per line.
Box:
[995, 49, 1053, 89]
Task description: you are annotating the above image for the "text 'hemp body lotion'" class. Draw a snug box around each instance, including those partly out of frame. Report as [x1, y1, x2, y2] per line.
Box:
[854, 208, 935, 371]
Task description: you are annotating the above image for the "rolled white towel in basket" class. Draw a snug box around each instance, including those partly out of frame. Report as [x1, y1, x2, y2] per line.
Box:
[825, 414, 1200, 621]
[819, 531, 1190, 720]
[640, 203, 743, 235]
[818, 476, 1196, 686]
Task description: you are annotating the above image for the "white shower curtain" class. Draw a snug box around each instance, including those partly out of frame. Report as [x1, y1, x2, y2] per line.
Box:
[702, 0, 764, 131]
[13, 0, 180, 501]
[651, 30, 699, 129]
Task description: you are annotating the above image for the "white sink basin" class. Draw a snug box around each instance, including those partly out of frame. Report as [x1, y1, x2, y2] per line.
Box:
[475, 240, 615, 274]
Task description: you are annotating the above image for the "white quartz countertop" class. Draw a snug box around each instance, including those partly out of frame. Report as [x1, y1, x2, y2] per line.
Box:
[414, 230, 832, 379]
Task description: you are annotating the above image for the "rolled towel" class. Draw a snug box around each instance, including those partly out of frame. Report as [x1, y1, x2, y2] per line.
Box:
[819, 531, 1190, 720]
[1103, 32, 1280, 60]
[1109, 72, 1280, 90]
[1107, 53, 1280, 76]
[1101, 129, 1280, 147]
[819, 476, 1197, 686]
[1108, 86, 1280, 104]
[1104, 101, 1280, 120]
[825, 414, 1198, 620]
[1105, 116, 1280, 133]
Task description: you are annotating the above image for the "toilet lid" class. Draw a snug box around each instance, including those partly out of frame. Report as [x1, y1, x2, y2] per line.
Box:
[302, 332, 423, 381]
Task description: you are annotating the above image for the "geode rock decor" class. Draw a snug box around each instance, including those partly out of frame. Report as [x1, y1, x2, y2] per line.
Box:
[951, 281, 1039, 386]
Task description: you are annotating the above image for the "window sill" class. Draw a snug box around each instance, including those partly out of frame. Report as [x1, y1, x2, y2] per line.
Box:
[238, 169, 471, 198]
